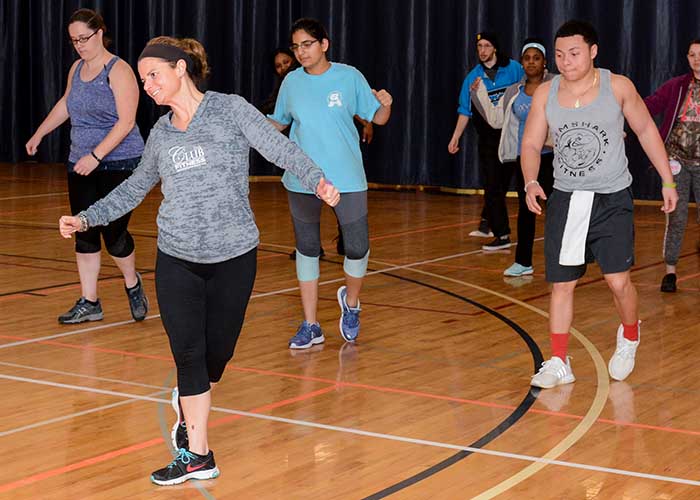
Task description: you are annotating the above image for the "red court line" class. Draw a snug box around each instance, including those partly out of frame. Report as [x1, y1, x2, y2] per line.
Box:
[3, 332, 700, 440]
[678, 272, 700, 283]
[0, 385, 336, 494]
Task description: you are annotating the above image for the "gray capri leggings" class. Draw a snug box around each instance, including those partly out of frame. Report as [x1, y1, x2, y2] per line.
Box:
[663, 162, 700, 266]
[287, 191, 369, 259]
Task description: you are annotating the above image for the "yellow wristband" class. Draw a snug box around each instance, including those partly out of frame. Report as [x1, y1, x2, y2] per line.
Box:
[662, 182, 677, 189]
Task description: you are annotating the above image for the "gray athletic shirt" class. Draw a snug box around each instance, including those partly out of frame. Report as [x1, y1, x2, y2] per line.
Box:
[83, 91, 323, 263]
[546, 68, 632, 193]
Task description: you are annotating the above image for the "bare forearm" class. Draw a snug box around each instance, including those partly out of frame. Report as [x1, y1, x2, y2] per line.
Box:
[451, 114, 469, 140]
[637, 126, 674, 183]
[93, 120, 136, 159]
[34, 99, 70, 138]
[520, 143, 542, 182]
[372, 106, 391, 125]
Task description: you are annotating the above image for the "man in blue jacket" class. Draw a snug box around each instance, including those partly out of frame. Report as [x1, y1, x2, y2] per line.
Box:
[448, 32, 523, 250]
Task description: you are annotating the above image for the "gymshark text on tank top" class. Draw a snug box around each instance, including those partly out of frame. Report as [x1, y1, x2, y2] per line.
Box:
[545, 68, 632, 193]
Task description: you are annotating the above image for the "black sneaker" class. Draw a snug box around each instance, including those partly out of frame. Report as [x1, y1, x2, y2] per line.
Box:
[170, 387, 189, 451]
[482, 235, 511, 251]
[58, 297, 104, 324]
[660, 273, 677, 293]
[150, 449, 219, 486]
[125, 272, 148, 321]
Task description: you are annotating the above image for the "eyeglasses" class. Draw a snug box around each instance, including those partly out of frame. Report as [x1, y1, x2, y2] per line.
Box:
[289, 39, 319, 52]
[69, 30, 98, 45]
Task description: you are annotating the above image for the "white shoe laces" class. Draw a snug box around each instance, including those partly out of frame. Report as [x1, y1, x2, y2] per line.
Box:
[535, 358, 567, 377]
[614, 338, 638, 360]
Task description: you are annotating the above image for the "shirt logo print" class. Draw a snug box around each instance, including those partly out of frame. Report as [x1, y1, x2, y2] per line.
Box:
[169, 145, 206, 172]
[327, 91, 343, 108]
[554, 122, 609, 178]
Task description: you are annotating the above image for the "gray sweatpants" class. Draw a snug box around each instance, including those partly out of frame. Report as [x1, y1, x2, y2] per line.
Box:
[663, 162, 700, 266]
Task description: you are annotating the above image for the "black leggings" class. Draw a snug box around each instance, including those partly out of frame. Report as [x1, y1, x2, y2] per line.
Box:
[67, 165, 136, 257]
[155, 247, 257, 396]
[514, 154, 555, 267]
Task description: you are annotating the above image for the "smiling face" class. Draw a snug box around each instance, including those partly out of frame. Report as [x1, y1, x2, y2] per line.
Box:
[68, 21, 103, 61]
[274, 52, 294, 76]
[554, 35, 597, 82]
[521, 47, 546, 79]
[138, 57, 185, 106]
[291, 29, 329, 72]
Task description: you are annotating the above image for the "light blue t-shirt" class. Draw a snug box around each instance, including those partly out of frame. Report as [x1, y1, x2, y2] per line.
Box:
[512, 90, 532, 156]
[269, 63, 381, 193]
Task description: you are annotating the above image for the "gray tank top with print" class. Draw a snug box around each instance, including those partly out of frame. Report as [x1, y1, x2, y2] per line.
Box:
[545, 68, 632, 193]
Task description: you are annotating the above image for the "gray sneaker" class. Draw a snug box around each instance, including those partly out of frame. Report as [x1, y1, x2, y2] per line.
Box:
[126, 272, 149, 321]
[58, 297, 104, 324]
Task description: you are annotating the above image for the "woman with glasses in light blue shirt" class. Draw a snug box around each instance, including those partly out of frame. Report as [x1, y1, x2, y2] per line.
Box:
[268, 18, 392, 350]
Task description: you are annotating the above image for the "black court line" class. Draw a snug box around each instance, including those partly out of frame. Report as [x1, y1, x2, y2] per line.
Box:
[358, 271, 543, 499]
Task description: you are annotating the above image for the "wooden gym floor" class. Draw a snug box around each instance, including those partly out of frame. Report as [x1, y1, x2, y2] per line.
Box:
[0, 162, 699, 499]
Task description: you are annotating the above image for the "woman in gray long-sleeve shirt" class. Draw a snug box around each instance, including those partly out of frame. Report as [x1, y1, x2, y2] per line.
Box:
[59, 36, 340, 486]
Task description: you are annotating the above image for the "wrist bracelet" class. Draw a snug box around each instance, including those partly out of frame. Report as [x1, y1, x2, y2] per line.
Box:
[78, 213, 89, 232]
[524, 179, 540, 193]
[662, 182, 677, 189]
[90, 151, 102, 163]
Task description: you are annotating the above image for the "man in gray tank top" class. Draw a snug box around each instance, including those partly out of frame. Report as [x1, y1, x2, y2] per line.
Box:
[518, 20, 678, 389]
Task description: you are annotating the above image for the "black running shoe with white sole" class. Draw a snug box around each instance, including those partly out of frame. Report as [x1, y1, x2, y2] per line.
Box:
[125, 272, 148, 321]
[150, 449, 219, 486]
[58, 297, 104, 324]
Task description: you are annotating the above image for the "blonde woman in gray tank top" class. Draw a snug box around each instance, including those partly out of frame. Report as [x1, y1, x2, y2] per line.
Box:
[518, 20, 678, 390]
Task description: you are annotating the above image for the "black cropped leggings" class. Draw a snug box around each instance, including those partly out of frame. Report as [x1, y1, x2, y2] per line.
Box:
[67, 165, 136, 257]
[155, 247, 257, 396]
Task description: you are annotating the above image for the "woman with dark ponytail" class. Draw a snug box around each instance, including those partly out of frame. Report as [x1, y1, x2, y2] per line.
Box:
[59, 35, 340, 486]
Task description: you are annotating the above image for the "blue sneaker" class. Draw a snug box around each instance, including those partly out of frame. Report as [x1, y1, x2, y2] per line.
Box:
[503, 262, 534, 277]
[288, 321, 325, 349]
[337, 286, 361, 342]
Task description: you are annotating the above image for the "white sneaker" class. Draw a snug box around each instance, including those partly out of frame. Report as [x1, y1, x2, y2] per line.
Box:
[531, 356, 576, 389]
[608, 323, 640, 381]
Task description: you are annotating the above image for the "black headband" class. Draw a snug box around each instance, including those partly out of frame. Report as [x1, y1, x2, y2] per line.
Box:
[138, 44, 194, 73]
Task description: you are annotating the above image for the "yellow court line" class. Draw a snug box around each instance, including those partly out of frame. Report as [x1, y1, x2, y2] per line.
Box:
[367, 258, 610, 499]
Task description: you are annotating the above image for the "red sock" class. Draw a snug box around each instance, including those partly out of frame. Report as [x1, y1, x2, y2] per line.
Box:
[550, 332, 570, 361]
[623, 322, 639, 341]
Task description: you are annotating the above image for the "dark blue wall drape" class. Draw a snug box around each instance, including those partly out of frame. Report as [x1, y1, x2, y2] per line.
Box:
[3, 0, 698, 198]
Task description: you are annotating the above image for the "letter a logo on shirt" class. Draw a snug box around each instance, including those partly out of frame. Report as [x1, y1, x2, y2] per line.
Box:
[327, 91, 343, 108]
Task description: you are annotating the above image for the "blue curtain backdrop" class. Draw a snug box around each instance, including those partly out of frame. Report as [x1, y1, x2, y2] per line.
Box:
[2, 0, 698, 199]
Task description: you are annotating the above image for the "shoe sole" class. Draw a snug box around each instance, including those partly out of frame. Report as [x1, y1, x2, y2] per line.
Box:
[531, 374, 576, 389]
[151, 467, 220, 486]
[469, 231, 494, 238]
[337, 287, 358, 342]
[289, 335, 325, 349]
[504, 268, 534, 277]
[58, 313, 104, 324]
[483, 243, 511, 251]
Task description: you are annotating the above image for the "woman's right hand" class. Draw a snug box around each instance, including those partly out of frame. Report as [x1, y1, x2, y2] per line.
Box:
[59, 215, 82, 238]
[26, 135, 42, 156]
